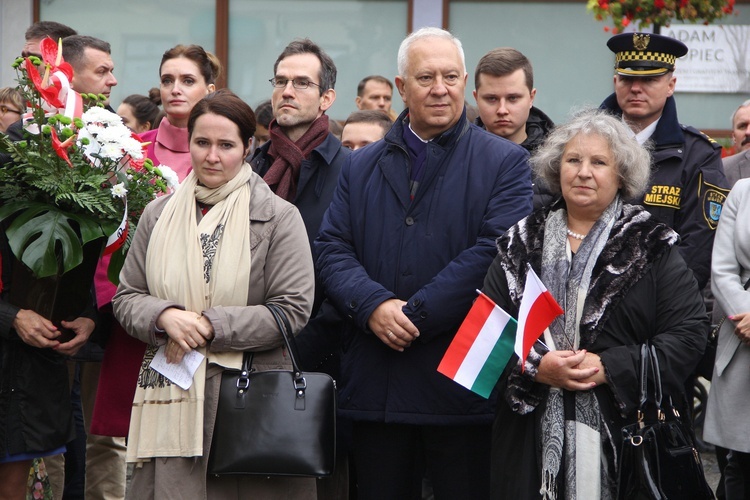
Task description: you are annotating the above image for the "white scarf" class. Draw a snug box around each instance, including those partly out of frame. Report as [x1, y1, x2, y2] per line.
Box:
[127, 164, 252, 461]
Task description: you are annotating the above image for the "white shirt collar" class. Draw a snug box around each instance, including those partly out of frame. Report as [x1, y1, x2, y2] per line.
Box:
[408, 122, 430, 143]
[625, 117, 660, 145]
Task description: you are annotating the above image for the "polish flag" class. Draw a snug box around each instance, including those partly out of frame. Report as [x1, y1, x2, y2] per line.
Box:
[515, 266, 563, 369]
[438, 291, 517, 398]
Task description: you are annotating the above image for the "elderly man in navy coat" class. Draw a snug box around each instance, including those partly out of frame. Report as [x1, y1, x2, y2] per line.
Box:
[315, 27, 532, 500]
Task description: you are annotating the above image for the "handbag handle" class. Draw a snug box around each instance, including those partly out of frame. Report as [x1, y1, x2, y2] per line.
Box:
[265, 302, 302, 376]
[648, 345, 663, 417]
[636, 344, 665, 422]
[636, 344, 650, 412]
[266, 303, 312, 406]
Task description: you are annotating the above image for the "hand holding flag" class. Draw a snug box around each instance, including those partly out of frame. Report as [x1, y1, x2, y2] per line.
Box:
[438, 267, 563, 397]
[515, 265, 563, 370]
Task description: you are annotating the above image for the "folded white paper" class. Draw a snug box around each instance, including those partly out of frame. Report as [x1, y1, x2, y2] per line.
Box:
[150, 345, 205, 390]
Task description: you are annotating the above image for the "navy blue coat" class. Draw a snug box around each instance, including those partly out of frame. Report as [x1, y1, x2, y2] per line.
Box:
[315, 109, 533, 424]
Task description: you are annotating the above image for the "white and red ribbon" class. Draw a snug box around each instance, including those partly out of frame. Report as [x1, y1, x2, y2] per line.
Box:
[104, 199, 129, 255]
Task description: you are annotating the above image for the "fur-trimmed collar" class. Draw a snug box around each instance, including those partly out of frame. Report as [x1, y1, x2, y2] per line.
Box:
[496, 201, 678, 346]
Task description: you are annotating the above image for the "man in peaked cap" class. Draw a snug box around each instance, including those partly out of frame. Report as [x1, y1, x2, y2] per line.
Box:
[600, 32, 729, 290]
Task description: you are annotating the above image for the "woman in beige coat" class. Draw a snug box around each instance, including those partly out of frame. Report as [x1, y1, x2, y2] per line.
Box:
[113, 89, 316, 499]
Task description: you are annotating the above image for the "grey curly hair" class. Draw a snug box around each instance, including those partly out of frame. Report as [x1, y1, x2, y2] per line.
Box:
[530, 108, 651, 199]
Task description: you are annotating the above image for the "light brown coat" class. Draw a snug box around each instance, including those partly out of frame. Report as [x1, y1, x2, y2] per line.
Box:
[113, 172, 316, 499]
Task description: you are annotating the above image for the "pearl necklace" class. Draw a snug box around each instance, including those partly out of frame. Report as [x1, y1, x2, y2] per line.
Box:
[566, 228, 587, 240]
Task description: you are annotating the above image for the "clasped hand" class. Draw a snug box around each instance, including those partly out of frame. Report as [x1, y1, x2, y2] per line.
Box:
[13, 309, 94, 356]
[156, 308, 215, 363]
[367, 299, 420, 352]
[535, 349, 606, 391]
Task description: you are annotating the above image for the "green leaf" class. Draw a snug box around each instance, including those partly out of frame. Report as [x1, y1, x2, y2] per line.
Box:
[107, 246, 126, 286]
[0, 202, 106, 278]
[78, 215, 108, 245]
[6, 208, 81, 277]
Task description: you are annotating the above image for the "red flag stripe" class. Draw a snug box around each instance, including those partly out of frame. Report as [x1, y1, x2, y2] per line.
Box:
[437, 294, 495, 379]
[521, 290, 563, 361]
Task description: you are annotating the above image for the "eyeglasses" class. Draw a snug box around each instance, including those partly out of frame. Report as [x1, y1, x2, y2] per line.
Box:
[0, 105, 21, 116]
[269, 78, 322, 91]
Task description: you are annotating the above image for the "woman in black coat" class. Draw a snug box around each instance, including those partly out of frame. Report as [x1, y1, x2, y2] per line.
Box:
[0, 225, 96, 496]
[483, 109, 708, 499]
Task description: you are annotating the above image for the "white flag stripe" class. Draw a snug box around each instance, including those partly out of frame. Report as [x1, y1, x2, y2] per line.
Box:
[514, 268, 545, 357]
[453, 306, 509, 389]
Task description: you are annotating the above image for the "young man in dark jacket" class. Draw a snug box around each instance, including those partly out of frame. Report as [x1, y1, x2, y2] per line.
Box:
[315, 27, 532, 500]
[473, 47, 555, 209]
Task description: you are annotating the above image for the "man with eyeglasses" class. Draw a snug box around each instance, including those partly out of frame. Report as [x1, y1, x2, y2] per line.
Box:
[250, 38, 351, 500]
[251, 38, 349, 252]
[314, 27, 531, 499]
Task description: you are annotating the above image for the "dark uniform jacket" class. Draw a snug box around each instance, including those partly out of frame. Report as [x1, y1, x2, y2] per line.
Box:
[315, 108, 532, 424]
[476, 106, 556, 210]
[600, 94, 729, 289]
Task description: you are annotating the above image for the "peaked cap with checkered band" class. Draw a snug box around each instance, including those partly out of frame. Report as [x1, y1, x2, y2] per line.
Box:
[607, 32, 688, 76]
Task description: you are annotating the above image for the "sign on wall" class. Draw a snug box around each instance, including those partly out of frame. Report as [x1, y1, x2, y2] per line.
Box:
[665, 25, 750, 93]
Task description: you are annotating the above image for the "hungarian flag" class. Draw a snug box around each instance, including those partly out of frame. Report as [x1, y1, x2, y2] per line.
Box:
[437, 291, 517, 398]
[515, 265, 563, 369]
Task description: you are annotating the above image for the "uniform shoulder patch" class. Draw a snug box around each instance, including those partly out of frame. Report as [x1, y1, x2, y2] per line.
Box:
[683, 125, 721, 149]
[701, 175, 730, 229]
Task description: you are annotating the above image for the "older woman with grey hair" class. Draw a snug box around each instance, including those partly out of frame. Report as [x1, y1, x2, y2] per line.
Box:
[481, 109, 709, 498]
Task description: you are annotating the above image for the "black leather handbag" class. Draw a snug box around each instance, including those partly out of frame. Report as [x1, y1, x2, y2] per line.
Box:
[617, 344, 714, 499]
[207, 303, 337, 477]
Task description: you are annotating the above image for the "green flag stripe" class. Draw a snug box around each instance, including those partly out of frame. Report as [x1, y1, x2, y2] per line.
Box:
[470, 319, 517, 398]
